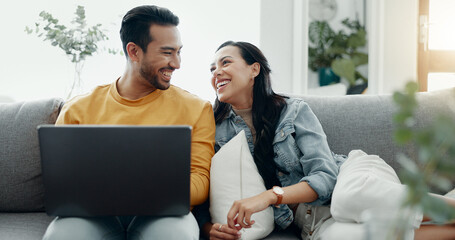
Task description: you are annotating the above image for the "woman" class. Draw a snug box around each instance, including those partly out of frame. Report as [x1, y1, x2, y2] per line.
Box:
[203, 41, 455, 240]
[203, 40, 341, 240]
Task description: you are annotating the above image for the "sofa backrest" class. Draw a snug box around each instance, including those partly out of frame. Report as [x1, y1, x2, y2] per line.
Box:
[0, 98, 63, 212]
[296, 87, 455, 175]
[0, 89, 453, 211]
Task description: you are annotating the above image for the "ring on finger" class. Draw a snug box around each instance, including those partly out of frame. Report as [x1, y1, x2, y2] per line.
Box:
[218, 224, 223, 231]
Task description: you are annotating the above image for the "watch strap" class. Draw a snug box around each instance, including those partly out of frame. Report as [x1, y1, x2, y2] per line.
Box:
[272, 186, 283, 207]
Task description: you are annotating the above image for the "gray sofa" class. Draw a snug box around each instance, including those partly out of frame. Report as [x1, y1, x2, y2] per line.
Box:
[0, 98, 63, 239]
[1, 88, 454, 240]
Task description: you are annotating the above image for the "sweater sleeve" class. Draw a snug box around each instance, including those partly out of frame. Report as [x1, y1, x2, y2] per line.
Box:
[55, 102, 79, 125]
[189, 102, 216, 206]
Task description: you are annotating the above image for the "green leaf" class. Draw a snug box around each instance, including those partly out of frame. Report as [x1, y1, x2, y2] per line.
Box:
[351, 52, 368, 66]
[393, 92, 406, 104]
[25, 26, 32, 34]
[27, 4, 118, 68]
[393, 80, 455, 224]
[397, 154, 420, 175]
[347, 29, 366, 48]
[417, 147, 433, 164]
[421, 194, 455, 223]
[428, 175, 452, 192]
[393, 111, 414, 125]
[308, 21, 334, 45]
[325, 46, 346, 55]
[308, 18, 368, 83]
[331, 59, 356, 85]
[395, 128, 413, 144]
[405, 82, 419, 94]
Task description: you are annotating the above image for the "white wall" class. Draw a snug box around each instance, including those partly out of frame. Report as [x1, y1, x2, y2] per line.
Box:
[381, 0, 418, 94]
[0, 0, 420, 102]
[0, 0, 260, 102]
[260, 0, 295, 94]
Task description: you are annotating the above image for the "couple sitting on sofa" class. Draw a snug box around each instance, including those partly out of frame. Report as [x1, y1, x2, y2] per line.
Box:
[43, 4, 455, 240]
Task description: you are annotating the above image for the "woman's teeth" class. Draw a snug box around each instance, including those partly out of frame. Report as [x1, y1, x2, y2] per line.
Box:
[217, 80, 230, 89]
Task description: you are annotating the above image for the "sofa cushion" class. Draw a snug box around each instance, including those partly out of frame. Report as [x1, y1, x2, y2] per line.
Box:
[330, 150, 422, 230]
[0, 98, 63, 212]
[0, 212, 54, 240]
[210, 130, 275, 239]
[299, 87, 455, 174]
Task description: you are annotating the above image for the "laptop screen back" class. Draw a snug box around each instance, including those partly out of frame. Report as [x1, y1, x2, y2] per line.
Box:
[38, 125, 191, 217]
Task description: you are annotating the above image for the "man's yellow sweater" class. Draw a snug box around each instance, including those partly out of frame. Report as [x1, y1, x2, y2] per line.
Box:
[56, 81, 216, 207]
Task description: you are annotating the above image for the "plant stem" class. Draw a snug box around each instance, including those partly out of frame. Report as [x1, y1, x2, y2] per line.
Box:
[66, 61, 85, 99]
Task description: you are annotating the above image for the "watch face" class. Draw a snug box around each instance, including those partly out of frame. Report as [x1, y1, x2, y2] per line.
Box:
[274, 186, 284, 194]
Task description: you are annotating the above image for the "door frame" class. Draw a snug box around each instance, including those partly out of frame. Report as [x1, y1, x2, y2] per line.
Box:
[418, 0, 455, 91]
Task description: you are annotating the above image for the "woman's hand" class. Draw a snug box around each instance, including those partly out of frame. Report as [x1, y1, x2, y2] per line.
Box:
[227, 190, 276, 229]
[209, 223, 241, 240]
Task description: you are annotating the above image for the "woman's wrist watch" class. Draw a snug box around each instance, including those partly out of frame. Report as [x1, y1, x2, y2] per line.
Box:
[272, 186, 284, 207]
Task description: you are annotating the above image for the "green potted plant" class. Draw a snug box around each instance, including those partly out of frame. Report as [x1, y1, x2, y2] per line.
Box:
[308, 18, 368, 94]
[25, 6, 116, 99]
[308, 20, 341, 86]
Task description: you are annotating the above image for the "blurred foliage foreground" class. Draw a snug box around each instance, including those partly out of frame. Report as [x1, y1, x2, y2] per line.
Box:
[394, 82, 455, 223]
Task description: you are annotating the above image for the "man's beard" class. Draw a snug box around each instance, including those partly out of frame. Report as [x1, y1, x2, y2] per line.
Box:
[139, 63, 171, 90]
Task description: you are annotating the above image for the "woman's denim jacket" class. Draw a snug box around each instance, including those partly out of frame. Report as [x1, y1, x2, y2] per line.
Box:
[214, 98, 342, 229]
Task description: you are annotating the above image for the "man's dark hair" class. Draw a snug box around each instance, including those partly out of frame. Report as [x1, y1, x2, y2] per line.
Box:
[120, 5, 179, 58]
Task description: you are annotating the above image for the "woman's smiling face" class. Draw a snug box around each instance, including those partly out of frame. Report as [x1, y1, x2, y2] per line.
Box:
[210, 45, 258, 109]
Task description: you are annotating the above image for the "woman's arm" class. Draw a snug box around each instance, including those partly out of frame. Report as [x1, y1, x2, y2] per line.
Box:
[292, 100, 338, 205]
[226, 99, 338, 229]
[226, 181, 317, 229]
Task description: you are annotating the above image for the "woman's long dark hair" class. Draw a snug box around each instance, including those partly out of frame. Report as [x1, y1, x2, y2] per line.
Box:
[213, 41, 287, 190]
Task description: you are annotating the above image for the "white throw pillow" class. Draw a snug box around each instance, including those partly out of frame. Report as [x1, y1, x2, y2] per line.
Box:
[210, 130, 274, 240]
[330, 150, 423, 229]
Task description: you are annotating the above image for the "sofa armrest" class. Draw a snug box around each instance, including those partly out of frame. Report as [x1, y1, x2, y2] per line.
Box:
[0, 98, 64, 212]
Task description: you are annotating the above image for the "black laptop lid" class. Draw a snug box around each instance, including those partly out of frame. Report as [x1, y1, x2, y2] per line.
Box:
[38, 125, 191, 217]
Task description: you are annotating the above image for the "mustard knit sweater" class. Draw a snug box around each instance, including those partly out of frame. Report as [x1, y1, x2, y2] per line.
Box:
[56, 81, 216, 207]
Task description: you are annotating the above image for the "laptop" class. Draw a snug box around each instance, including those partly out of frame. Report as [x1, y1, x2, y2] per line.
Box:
[38, 125, 191, 217]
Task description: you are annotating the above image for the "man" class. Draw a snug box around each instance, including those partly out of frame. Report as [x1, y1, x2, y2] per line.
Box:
[43, 5, 215, 239]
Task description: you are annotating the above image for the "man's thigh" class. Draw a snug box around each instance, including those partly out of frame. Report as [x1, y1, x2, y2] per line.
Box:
[129, 213, 199, 240]
[42, 216, 124, 240]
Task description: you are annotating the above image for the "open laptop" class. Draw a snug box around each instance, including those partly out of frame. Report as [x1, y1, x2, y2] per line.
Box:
[37, 125, 191, 217]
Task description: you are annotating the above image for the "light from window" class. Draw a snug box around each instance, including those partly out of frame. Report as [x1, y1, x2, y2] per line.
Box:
[428, 73, 455, 91]
[429, 0, 455, 50]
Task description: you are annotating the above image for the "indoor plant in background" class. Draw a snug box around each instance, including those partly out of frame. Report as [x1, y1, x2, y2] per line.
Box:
[308, 20, 341, 87]
[25, 5, 116, 99]
[308, 18, 368, 94]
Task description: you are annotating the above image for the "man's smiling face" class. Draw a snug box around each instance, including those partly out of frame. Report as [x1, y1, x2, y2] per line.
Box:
[139, 24, 182, 90]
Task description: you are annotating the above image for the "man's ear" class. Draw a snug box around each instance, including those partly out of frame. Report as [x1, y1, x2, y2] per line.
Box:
[126, 42, 141, 62]
[251, 62, 260, 78]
